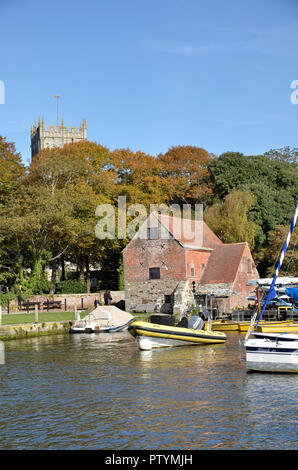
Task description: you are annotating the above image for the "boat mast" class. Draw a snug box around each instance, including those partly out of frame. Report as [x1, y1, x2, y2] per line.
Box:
[245, 203, 298, 340]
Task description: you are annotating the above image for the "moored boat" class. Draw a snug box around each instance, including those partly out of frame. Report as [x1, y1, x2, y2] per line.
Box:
[69, 305, 134, 334]
[244, 203, 298, 373]
[246, 332, 298, 373]
[211, 319, 293, 332]
[255, 323, 298, 333]
[211, 321, 239, 331]
[238, 319, 293, 332]
[128, 317, 226, 350]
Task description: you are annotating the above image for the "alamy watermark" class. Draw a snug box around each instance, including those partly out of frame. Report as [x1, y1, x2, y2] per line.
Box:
[290, 80, 298, 104]
[95, 197, 203, 244]
[0, 81, 5, 104]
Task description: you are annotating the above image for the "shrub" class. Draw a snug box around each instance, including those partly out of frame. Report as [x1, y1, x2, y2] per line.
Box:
[55, 279, 87, 294]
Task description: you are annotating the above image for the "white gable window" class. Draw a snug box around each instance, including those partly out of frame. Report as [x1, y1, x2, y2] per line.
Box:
[147, 227, 158, 239]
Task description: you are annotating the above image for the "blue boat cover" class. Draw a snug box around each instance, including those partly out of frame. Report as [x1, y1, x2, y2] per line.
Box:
[286, 287, 298, 302]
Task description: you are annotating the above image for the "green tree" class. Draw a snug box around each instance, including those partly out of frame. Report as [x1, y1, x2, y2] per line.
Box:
[208, 151, 298, 248]
[204, 190, 259, 250]
[0, 136, 26, 201]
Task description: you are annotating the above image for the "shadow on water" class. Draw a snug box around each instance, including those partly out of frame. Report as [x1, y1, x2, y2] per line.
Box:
[0, 332, 297, 450]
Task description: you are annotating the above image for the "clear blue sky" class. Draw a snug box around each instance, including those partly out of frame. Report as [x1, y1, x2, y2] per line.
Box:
[0, 0, 298, 165]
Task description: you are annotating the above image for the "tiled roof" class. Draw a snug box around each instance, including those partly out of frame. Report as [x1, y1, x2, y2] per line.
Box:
[156, 214, 223, 249]
[199, 243, 247, 284]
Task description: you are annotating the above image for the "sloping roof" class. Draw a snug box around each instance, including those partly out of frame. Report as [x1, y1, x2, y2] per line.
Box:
[156, 213, 223, 249]
[199, 243, 247, 284]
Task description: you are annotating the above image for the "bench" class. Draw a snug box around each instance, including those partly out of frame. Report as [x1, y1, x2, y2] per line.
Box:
[43, 300, 62, 310]
[21, 301, 41, 311]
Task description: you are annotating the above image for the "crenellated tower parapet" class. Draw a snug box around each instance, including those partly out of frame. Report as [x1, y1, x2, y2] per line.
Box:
[31, 117, 87, 159]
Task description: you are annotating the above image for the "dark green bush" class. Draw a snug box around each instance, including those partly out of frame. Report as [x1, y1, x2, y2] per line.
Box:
[55, 279, 87, 294]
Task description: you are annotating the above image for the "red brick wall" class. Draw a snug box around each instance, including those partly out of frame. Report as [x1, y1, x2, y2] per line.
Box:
[185, 249, 212, 284]
[228, 244, 259, 310]
[123, 237, 187, 283]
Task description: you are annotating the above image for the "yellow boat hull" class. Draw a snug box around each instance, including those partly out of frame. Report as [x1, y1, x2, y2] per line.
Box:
[238, 320, 293, 332]
[211, 321, 239, 331]
[256, 324, 298, 333]
[128, 320, 226, 348]
[211, 320, 293, 332]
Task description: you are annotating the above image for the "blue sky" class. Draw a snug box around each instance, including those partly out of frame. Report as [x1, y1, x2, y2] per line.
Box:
[0, 0, 298, 165]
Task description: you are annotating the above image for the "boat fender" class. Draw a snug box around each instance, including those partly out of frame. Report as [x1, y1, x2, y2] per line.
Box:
[138, 337, 152, 351]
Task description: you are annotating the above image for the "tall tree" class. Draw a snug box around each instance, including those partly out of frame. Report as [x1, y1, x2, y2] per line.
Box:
[157, 145, 213, 205]
[204, 190, 259, 250]
[0, 136, 26, 200]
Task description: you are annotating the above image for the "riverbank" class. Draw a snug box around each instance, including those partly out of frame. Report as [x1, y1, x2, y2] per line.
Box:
[0, 311, 150, 341]
[0, 320, 71, 341]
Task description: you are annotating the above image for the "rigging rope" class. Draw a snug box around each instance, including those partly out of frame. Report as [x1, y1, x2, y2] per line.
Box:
[245, 204, 298, 341]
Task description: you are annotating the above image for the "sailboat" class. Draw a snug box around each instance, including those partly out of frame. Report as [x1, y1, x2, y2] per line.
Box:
[244, 204, 298, 373]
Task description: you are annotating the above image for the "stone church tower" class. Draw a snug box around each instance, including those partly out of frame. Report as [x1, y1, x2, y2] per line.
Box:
[30, 116, 87, 159]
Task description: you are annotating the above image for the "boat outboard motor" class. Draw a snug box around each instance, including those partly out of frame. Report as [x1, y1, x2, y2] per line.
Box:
[188, 315, 205, 331]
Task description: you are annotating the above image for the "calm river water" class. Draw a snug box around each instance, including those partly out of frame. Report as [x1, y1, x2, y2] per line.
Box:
[0, 331, 297, 450]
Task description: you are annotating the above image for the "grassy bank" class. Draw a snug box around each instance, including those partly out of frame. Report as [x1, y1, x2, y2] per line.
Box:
[0, 311, 89, 326]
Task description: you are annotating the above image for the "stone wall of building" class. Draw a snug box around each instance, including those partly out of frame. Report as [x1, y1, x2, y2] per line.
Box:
[125, 279, 179, 313]
[31, 118, 87, 158]
[173, 280, 195, 318]
[125, 279, 195, 317]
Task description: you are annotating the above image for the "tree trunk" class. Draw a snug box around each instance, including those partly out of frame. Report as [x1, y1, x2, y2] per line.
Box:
[86, 257, 91, 293]
[61, 256, 65, 281]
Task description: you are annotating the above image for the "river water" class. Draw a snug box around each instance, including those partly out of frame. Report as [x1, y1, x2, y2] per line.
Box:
[0, 331, 297, 450]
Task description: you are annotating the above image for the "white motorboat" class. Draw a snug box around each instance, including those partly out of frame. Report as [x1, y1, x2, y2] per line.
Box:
[246, 332, 298, 373]
[69, 305, 134, 334]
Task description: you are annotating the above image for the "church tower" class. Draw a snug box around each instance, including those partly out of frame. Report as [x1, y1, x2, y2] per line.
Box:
[30, 116, 87, 159]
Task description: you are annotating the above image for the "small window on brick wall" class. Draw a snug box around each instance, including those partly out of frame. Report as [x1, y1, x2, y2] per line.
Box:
[191, 267, 195, 277]
[149, 267, 160, 279]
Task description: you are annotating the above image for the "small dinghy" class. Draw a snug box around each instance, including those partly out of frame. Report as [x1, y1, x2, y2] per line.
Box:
[128, 313, 226, 350]
[69, 305, 134, 334]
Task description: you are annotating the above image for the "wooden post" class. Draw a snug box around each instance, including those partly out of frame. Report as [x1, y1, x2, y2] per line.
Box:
[75, 305, 80, 321]
[35, 303, 38, 323]
[47, 299, 49, 312]
[64, 298, 67, 312]
[0, 305, 2, 326]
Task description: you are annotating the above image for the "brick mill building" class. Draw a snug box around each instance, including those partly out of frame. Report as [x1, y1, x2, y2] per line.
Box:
[123, 213, 259, 316]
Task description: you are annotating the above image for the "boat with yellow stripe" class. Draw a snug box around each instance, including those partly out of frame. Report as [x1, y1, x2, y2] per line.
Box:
[128, 319, 226, 350]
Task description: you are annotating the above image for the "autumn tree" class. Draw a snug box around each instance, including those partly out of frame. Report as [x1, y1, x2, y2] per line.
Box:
[157, 145, 213, 206]
[0, 137, 26, 286]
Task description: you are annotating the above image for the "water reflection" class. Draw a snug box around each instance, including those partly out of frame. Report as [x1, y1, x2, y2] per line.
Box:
[0, 331, 297, 450]
[0, 341, 4, 365]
